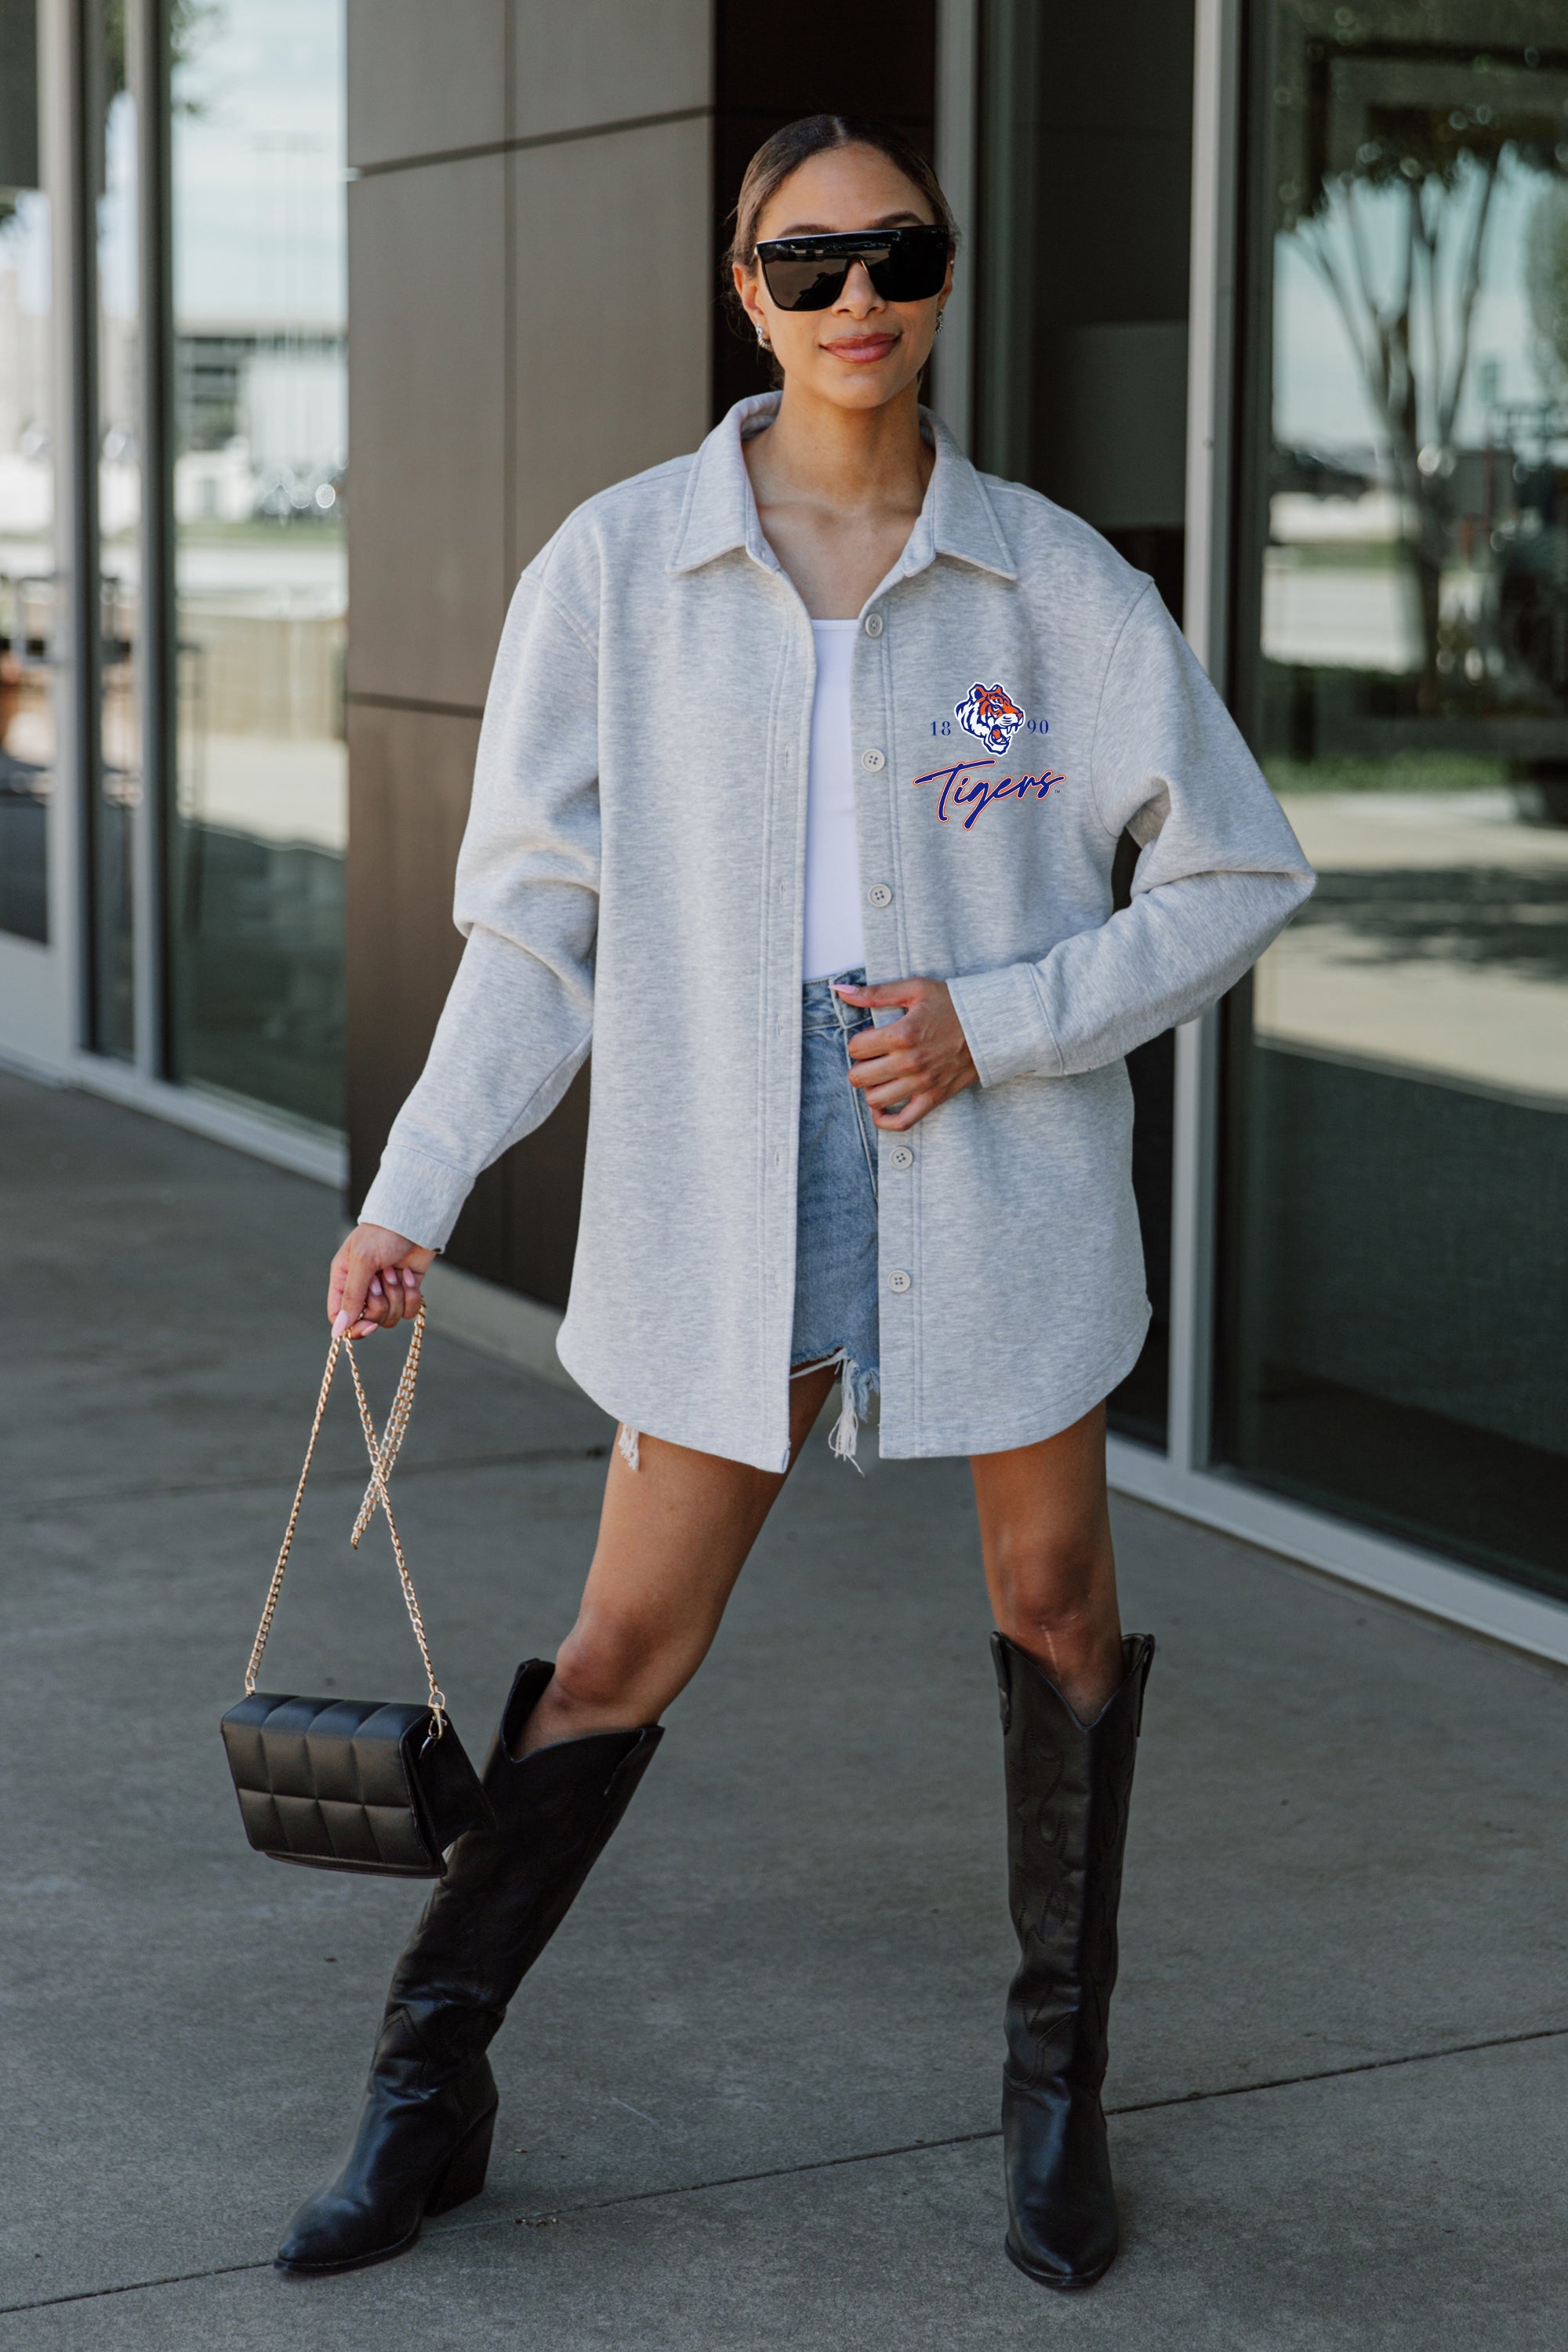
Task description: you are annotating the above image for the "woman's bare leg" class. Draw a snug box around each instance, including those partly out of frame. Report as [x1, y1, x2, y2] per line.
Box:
[517, 1364, 840, 1752]
[969, 1403, 1126, 1723]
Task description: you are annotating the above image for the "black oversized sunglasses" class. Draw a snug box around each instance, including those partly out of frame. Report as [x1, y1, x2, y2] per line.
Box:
[754, 225, 949, 312]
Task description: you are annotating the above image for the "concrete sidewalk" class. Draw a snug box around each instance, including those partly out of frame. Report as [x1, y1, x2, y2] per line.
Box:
[2, 1066, 1565, 2349]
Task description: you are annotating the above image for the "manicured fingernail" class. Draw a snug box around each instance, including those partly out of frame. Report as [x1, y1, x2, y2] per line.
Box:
[332, 1311, 350, 1336]
[402, 1268, 418, 1287]
[368, 1277, 383, 1297]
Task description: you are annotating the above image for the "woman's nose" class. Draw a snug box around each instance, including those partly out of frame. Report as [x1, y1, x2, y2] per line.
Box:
[836, 260, 882, 314]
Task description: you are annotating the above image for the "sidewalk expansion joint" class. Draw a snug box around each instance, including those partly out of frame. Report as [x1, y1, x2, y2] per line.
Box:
[7, 2022, 1564, 2318]
[16, 1444, 612, 1515]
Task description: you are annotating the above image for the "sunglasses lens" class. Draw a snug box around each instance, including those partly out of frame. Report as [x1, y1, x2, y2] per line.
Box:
[759, 255, 848, 311]
[868, 229, 948, 302]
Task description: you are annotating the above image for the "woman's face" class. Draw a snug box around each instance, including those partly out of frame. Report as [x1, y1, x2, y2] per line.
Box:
[735, 143, 951, 412]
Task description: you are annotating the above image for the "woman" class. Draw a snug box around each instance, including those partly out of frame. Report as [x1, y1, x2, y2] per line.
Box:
[279, 115, 1312, 2288]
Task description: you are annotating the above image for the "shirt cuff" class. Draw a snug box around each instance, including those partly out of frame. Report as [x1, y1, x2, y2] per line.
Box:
[358, 1145, 474, 1251]
[948, 960, 1063, 1087]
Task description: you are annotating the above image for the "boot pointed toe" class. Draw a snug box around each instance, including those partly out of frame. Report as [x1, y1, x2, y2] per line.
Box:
[275, 2184, 423, 2275]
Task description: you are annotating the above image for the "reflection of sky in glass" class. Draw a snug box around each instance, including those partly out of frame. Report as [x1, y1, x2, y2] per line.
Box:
[172, 0, 345, 327]
[1275, 157, 1545, 455]
[98, 94, 139, 319]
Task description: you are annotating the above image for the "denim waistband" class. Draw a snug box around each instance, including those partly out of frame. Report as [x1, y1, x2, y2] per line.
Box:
[801, 966, 869, 1033]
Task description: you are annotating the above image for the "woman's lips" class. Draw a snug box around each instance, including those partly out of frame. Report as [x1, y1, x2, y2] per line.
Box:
[822, 333, 898, 364]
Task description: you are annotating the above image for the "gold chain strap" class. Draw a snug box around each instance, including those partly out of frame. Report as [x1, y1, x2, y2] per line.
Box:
[349, 1302, 423, 1548]
[242, 1304, 446, 1731]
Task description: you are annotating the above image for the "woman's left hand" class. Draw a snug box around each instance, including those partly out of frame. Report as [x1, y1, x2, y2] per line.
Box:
[836, 976, 978, 1130]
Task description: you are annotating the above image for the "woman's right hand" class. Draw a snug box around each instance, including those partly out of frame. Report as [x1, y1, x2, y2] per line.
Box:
[328, 1225, 437, 1338]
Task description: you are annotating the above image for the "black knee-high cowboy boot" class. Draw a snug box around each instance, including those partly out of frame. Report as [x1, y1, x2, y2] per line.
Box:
[992, 1630, 1154, 2290]
[277, 1661, 662, 2274]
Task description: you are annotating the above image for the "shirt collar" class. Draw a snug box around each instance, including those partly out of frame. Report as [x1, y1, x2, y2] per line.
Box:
[666, 392, 1018, 583]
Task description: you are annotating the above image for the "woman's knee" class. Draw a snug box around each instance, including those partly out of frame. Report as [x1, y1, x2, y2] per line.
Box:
[551, 1610, 691, 1719]
[988, 1528, 1114, 1646]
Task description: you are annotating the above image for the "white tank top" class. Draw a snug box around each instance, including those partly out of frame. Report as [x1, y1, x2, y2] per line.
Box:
[802, 620, 867, 982]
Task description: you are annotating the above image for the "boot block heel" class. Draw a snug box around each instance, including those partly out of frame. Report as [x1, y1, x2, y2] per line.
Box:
[427, 2099, 498, 2216]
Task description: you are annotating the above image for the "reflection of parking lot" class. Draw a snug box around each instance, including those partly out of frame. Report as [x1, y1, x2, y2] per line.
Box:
[1257, 791, 1568, 1106]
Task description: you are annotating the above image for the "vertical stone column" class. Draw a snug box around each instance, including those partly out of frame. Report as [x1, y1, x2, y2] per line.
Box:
[344, 0, 713, 1302]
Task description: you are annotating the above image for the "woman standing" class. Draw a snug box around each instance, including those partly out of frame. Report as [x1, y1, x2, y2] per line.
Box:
[279, 115, 1312, 2288]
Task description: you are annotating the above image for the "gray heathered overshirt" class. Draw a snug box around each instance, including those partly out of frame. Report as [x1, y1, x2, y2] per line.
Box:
[361, 394, 1313, 1471]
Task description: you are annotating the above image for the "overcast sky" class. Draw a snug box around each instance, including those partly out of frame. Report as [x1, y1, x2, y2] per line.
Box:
[170, 0, 345, 328]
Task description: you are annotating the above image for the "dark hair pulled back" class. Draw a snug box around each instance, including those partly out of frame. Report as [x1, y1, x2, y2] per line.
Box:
[724, 113, 958, 337]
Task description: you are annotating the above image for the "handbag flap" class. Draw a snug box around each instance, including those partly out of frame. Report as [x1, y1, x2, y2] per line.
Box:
[400, 1709, 494, 1857]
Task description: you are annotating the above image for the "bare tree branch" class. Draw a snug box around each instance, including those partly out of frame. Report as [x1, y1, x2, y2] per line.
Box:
[1439, 153, 1500, 445]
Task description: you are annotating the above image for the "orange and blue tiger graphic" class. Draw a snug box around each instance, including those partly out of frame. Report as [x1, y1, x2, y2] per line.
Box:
[955, 681, 1025, 756]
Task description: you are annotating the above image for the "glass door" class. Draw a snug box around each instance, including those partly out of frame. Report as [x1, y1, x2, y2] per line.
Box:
[975, 0, 1196, 1446]
[168, 0, 347, 1134]
[0, 0, 56, 953]
[1219, 2, 1568, 1595]
[86, 0, 140, 1058]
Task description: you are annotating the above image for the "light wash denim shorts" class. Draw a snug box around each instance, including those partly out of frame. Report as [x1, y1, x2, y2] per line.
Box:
[789, 967, 880, 1463]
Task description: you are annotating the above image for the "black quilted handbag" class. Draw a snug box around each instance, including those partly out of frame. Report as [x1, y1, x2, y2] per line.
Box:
[220, 1305, 493, 1878]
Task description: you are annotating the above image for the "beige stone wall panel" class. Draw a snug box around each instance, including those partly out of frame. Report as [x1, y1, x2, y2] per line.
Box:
[346, 701, 481, 1203]
[347, 0, 508, 170]
[510, 114, 711, 572]
[510, 0, 711, 143]
[347, 155, 509, 709]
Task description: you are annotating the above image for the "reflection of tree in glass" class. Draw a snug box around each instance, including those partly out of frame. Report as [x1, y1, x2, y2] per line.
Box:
[1526, 177, 1568, 390]
[99, 0, 223, 119]
[1276, 3, 1566, 709]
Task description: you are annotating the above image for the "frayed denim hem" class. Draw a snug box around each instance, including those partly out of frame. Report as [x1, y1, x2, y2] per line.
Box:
[790, 1345, 880, 1472]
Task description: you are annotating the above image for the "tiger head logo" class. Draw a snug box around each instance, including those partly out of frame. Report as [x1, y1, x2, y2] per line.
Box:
[955, 681, 1025, 756]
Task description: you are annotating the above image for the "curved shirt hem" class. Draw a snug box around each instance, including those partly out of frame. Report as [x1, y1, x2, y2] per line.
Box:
[555, 1323, 791, 1475]
[558, 1305, 1152, 1472]
[877, 1307, 1152, 1461]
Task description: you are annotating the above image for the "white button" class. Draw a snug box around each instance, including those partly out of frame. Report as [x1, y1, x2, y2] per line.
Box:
[864, 612, 884, 637]
[861, 747, 886, 771]
[890, 1145, 914, 1170]
[887, 1269, 912, 1293]
[866, 883, 892, 909]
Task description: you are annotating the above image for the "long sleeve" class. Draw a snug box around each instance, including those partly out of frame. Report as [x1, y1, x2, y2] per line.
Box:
[358, 564, 600, 1247]
[948, 583, 1314, 1087]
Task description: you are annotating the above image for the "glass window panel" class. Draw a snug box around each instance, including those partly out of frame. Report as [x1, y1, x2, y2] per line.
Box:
[169, 0, 346, 1134]
[92, 0, 139, 1055]
[1218, 2, 1568, 1595]
[0, 0, 54, 946]
[976, 0, 1196, 1446]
